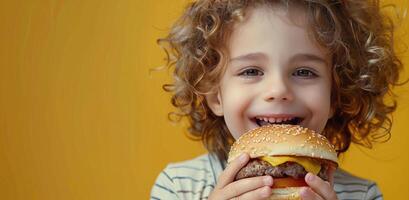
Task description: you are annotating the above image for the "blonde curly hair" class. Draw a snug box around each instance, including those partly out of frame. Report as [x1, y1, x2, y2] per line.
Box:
[159, 0, 404, 162]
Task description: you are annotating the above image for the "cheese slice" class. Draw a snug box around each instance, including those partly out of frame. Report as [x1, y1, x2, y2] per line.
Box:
[260, 156, 321, 175]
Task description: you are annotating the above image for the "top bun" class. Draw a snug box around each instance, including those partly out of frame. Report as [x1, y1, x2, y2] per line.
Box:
[227, 125, 338, 165]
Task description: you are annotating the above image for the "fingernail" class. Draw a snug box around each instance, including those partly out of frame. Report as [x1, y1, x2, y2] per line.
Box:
[239, 153, 247, 162]
[306, 173, 315, 182]
[263, 176, 272, 185]
[325, 181, 330, 186]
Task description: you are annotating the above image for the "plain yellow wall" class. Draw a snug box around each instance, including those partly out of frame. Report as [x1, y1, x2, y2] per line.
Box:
[0, 0, 408, 199]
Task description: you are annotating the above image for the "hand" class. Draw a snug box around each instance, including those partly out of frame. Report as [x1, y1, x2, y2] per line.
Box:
[208, 153, 274, 200]
[300, 166, 338, 200]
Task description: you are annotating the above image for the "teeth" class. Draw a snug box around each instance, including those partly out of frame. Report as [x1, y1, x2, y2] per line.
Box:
[256, 117, 295, 124]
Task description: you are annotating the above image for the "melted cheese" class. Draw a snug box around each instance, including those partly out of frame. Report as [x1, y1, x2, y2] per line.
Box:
[260, 156, 321, 175]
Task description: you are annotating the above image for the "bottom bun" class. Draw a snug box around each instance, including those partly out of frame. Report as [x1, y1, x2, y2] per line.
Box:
[269, 187, 301, 200]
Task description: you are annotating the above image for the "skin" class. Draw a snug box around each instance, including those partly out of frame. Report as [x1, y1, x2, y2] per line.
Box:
[206, 5, 338, 200]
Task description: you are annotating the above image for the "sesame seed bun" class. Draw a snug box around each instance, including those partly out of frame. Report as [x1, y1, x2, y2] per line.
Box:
[227, 124, 338, 165]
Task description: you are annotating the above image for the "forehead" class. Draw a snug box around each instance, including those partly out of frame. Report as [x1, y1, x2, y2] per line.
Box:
[227, 4, 329, 59]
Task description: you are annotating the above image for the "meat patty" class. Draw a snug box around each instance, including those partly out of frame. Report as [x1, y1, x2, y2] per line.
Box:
[235, 159, 329, 181]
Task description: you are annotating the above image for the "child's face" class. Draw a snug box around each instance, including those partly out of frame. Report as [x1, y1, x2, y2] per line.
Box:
[207, 5, 333, 140]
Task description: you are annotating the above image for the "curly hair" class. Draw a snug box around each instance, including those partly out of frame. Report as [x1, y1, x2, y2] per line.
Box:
[158, 0, 404, 162]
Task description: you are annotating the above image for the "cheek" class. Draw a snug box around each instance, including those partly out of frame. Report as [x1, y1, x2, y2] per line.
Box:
[305, 79, 332, 110]
[306, 85, 332, 131]
[221, 98, 249, 138]
[309, 90, 331, 112]
[295, 83, 332, 130]
[220, 88, 255, 139]
[221, 82, 256, 114]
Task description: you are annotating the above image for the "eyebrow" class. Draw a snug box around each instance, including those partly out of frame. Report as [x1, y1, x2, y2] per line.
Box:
[291, 53, 328, 66]
[229, 52, 328, 66]
[229, 52, 267, 63]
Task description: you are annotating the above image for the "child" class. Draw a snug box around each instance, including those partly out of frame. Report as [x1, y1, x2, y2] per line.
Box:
[151, 0, 403, 199]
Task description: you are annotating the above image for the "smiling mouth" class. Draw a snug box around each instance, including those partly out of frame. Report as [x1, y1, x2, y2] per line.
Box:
[255, 117, 303, 126]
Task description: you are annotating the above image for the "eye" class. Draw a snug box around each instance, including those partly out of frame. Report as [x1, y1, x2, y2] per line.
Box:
[293, 68, 318, 78]
[238, 68, 264, 77]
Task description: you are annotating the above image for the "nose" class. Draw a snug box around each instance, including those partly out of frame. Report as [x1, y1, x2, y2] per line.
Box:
[263, 75, 294, 102]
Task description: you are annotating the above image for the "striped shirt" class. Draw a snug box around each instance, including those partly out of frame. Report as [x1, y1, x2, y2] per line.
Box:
[150, 154, 383, 200]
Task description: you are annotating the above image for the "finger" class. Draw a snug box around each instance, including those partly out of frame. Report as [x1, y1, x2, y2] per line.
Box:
[223, 176, 273, 198]
[216, 153, 249, 188]
[327, 166, 336, 186]
[300, 187, 324, 200]
[233, 186, 272, 200]
[305, 173, 337, 200]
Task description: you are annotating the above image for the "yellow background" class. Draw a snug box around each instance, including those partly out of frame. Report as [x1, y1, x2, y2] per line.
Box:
[0, 0, 408, 199]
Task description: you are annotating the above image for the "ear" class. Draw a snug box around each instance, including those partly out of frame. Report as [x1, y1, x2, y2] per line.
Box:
[205, 91, 223, 116]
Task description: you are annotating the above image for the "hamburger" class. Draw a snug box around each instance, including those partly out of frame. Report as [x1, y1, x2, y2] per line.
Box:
[228, 124, 338, 200]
